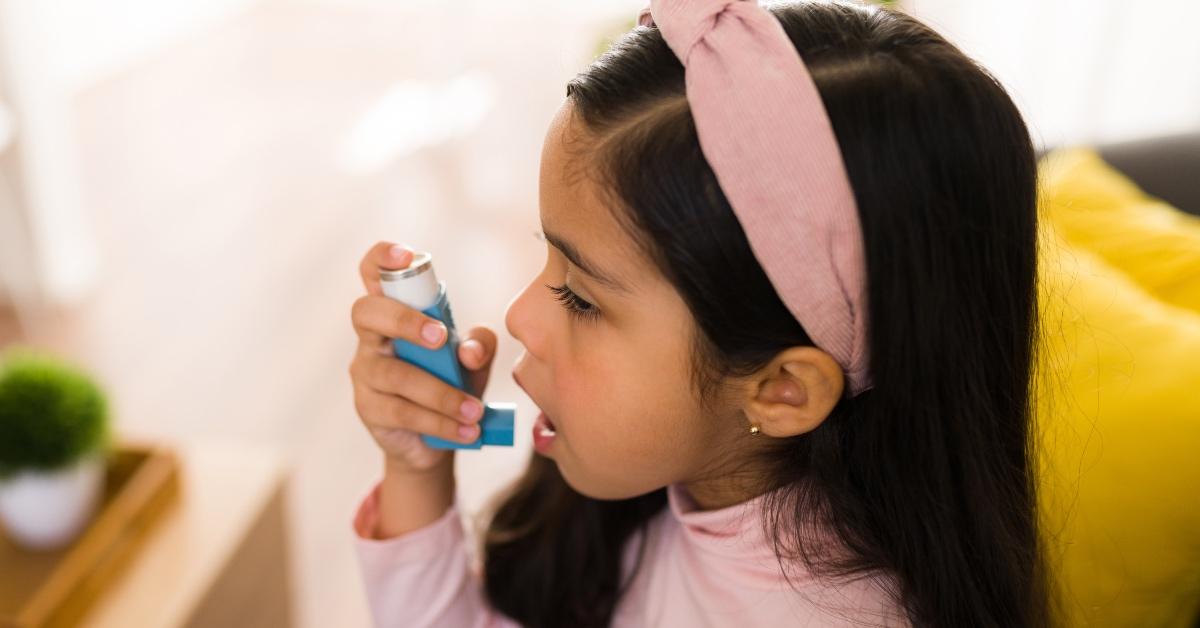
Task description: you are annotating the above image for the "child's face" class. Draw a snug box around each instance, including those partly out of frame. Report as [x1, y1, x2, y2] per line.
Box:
[505, 102, 747, 501]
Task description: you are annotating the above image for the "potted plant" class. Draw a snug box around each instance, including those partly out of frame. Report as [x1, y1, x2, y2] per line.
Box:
[0, 347, 110, 549]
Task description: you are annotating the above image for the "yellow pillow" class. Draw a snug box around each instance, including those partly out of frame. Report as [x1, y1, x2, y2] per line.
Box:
[1038, 147, 1200, 312]
[1035, 226, 1200, 628]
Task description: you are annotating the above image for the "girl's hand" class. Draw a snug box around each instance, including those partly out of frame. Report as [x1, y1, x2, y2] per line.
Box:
[349, 242, 499, 474]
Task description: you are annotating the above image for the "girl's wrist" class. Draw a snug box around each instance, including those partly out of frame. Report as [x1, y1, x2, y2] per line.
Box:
[383, 450, 454, 476]
[376, 452, 456, 538]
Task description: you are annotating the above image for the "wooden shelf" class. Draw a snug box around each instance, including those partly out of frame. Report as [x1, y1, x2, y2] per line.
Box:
[0, 445, 180, 628]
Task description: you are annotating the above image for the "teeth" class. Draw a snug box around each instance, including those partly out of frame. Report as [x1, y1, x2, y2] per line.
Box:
[537, 413, 557, 437]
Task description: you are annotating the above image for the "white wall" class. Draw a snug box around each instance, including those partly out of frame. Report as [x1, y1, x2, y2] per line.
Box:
[904, 0, 1200, 149]
[0, 0, 259, 308]
[2, 0, 1195, 308]
[11, 0, 261, 90]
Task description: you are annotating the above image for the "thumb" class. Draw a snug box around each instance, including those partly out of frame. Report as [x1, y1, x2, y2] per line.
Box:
[458, 326, 498, 396]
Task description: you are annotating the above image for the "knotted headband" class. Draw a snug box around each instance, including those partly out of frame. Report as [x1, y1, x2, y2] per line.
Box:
[637, 0, 872, 395]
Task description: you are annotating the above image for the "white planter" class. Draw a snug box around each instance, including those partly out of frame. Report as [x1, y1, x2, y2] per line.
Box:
[0, 453, 105, 550]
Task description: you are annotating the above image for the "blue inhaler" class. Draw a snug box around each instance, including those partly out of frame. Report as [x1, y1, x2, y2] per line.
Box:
[379, 251, 515, 450]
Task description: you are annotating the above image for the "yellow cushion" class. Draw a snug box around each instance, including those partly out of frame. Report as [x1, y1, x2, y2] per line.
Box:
[1038, 147, 1200, 312]
[1035, 225, 1200, 627]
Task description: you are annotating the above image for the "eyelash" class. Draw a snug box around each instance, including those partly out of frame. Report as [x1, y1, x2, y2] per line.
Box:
[545, 283, 601, 322]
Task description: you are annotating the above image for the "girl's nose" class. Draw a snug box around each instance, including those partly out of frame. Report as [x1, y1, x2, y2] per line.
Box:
[504, 282, 545, 358]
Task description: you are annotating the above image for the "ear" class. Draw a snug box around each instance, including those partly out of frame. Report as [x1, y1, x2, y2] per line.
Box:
[740, 346, 844, 438]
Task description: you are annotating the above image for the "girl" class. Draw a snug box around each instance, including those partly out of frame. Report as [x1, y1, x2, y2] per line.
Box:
[347, 1, 1050, 626]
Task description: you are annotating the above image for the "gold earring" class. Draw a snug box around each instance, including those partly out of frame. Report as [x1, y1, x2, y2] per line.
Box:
[749, 423, 761, 435]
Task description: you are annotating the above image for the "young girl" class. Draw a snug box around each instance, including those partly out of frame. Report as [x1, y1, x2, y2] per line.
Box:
[347, 1, 1049, 626]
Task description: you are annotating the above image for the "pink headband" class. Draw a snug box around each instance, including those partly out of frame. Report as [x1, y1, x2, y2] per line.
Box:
[637, 0, 872, 396]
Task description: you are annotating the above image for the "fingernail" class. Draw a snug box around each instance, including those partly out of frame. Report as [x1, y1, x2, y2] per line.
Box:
[458, 423, 478, 440]
[462, 339, 484, 363]
[389, 244, 410, 259]
[422, 321, 446, 345]
[460, 399, 483, 421]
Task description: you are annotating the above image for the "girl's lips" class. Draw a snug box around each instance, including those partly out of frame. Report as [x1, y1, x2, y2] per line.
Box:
[514, 369, 558, 454]
[533, 410, 557, 455]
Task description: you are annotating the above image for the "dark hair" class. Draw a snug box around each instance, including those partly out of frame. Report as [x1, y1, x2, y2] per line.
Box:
[483, 2, 1051, 626]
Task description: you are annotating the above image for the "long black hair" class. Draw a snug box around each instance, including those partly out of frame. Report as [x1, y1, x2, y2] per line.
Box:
[482, 2, 1051, 626]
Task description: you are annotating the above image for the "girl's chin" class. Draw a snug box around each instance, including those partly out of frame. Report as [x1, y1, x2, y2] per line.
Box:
[553, 459, 658, 502]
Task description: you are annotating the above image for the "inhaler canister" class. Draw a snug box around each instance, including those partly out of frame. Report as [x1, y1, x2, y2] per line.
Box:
[379, 251, 515, 450]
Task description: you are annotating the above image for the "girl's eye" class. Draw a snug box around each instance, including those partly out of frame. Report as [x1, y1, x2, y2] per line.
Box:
[545, 283, 601, 322]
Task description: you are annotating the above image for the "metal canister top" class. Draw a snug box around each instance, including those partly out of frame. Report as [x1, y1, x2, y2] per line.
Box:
[379, 250, 441, 311]
[379, 250, 434, 281]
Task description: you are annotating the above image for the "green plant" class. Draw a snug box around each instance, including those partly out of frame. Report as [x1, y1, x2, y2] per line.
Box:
[0, 347, 109, 479]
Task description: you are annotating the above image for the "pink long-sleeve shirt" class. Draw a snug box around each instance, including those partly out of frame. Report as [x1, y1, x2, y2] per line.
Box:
[352, 480, 909, 627]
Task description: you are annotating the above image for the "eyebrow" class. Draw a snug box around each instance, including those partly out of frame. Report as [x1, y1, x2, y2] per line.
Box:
[538, 227, 631, 294]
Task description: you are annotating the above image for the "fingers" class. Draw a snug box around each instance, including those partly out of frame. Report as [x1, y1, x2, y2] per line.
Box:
[351, 351, 486, 424]
[359, 241, 414, 296]
[457, 326, 498, 371]
[353, 382, 480, 445]
[352, 241, 489, 448]
[457, 326, 498, 399]
[352, 294, 448, 350]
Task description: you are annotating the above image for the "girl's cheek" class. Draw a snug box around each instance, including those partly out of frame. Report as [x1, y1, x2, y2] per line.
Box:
[559, 337, 622, 399]
[551, 358, 588, 415]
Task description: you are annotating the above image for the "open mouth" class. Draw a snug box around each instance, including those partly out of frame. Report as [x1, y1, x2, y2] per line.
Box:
[513, 369, 558, 452]
[538, 411, 557, 434]
[533, 410, 558, 453]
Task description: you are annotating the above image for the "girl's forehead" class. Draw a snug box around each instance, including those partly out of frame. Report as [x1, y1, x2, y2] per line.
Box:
[539, 120, 650, 296]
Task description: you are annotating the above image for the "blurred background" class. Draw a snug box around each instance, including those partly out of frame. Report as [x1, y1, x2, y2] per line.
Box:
[0, 0, 1196, 626]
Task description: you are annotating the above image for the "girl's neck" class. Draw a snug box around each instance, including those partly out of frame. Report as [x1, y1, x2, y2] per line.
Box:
[683, 472, 772, 510]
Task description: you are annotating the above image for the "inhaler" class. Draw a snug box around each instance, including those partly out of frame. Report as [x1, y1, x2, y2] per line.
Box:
[379, 251, 515, 450]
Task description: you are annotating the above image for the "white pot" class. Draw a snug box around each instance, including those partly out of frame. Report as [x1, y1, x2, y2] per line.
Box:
[0, 453, 105, 550]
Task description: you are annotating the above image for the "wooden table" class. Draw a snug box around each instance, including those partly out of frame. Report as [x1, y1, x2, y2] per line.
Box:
[79, 440, 293, 628]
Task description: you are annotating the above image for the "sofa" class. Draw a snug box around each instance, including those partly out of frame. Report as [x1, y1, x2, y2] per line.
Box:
[1035, 130, 1200, 628]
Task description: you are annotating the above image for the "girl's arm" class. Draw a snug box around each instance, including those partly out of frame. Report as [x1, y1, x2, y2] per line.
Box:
[376, 454, 455, 537]
[348, 242, 510, 626]
[353, 460, 515, 628]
